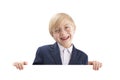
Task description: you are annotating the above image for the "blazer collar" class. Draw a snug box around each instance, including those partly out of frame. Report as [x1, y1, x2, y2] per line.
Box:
[49, 42, 80, 65]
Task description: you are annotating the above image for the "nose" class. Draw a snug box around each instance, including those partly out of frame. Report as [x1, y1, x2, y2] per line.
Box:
[60, 29, 67, 36]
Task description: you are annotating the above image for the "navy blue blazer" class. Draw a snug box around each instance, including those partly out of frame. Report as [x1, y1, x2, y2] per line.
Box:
[33, 42, 88, 65]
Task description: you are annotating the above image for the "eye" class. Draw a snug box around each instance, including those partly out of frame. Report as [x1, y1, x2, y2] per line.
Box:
[65, 25, 70, 30]
[55, 29, 60, 33]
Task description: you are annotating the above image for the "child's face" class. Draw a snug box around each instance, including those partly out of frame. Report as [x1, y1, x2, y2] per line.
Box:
[52, 19, 75, 48]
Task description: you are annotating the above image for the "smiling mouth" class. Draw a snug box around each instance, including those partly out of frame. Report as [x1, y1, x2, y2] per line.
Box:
[61, 36, 69, 41]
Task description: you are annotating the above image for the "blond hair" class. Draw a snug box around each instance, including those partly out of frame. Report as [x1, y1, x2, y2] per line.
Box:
[49, 13, 76, 36]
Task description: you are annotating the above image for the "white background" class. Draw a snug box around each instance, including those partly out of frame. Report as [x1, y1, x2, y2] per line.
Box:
[0, 0, 120, 79]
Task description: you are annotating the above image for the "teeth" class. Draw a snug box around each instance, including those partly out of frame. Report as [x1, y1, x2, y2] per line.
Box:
[62, 37, 67, 39]
[61, 36, 69, 40]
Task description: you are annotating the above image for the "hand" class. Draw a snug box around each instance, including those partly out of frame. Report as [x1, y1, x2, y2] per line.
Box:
[88, 61, 102, 70]
[13, 61, 28, 70]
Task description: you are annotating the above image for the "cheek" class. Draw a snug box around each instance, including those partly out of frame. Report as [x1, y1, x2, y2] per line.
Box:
[68, 29, 75, 35]
[53, 34, 59, 39]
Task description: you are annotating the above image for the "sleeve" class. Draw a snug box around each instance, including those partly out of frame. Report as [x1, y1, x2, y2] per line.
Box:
[81, 51, 88, 65]
[32, 47, 43, 65]
[83, 54, 88, 65]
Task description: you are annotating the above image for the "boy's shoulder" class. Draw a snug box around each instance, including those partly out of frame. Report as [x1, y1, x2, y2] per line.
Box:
[73, 46, 88, 56]
[37, 43, 56, 49]
[75, 48, 85, 53]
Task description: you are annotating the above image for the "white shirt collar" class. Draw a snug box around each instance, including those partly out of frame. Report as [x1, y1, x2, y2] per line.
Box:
[57, 43, 73, 54]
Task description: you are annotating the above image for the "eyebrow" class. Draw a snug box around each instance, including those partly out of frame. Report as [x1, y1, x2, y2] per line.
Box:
[64, 24, 71, 26]
[64, 24, 73, 27]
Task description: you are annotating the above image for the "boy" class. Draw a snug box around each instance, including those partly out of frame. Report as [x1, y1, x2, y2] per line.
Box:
[13, 13, 102, 70]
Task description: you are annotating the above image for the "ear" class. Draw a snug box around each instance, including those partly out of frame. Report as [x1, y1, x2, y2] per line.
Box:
[73, 27, 76, 34]
[51, 33, 54, 37]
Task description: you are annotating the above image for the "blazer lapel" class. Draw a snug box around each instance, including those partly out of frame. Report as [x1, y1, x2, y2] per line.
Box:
[49, 42, 62, 64]
[69, 46, 79, 64]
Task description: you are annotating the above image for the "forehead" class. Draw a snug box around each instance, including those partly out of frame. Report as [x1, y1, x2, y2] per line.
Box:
[61, 19, 72, 24]
[55, 19, 74, 28]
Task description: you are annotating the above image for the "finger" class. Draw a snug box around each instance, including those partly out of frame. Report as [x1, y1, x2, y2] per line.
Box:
[16, 64, 21, 70]
[18, 63, 23, 70]
[94, 62, 102, 70]
[93, 61, 99, 70]
[13, 62, 18, 66]
[13, 62, 20, 69]
[93, 64, 98, 70]
[23, 61, 28, 65]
